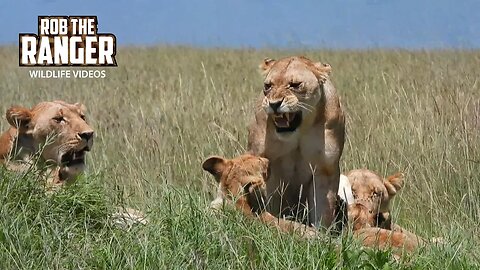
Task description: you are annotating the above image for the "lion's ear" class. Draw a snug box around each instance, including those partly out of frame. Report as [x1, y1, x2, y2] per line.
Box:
[74, 102, 87, 113]
[6, 106, 32, 129]
[313, 62, 332, 82]
[259, 58, 276, 75]
[202, 156, 227, 182]
[384, 172, 403, 196]
[314, 62, 332, 74]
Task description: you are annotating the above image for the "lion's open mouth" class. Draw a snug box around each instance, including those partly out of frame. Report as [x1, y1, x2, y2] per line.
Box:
[61, 147, 89, 167]
[272, 111, 302, 132]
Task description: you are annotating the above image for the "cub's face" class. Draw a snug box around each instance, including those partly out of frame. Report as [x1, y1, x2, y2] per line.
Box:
[6, 100, 94, 180]
[347, 169, 403, 214]
[347, 203, 391, 231]
[259, 56, 331, 134]
[348, 203, 376, 231]
[202, 154, 270, 214]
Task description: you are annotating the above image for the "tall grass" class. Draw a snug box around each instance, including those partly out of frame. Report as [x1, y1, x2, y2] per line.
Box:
[0, 46, 478, 268]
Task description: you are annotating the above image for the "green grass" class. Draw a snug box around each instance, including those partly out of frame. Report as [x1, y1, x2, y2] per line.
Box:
[0, 46, 479, 269]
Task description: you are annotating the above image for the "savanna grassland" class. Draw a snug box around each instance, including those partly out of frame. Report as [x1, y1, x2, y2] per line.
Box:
[0, 46, 479, 269]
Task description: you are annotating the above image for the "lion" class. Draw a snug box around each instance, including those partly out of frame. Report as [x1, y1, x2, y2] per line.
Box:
[202, 155, 422, 253]
[339, 169, 412, 231]
[339, 169, 403, 223]
[202, 154, 319, 239]
[0, 100, 94, 186]
[339, 169, 424, 255]
[247, 56, 345, 228]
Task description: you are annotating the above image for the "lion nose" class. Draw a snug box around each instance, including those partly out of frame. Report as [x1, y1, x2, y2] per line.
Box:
[79, 131, 94, 141]
[269, 98, 284, 113]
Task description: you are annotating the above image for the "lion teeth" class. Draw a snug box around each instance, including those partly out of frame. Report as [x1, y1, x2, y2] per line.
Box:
[272, 113, 291, 128]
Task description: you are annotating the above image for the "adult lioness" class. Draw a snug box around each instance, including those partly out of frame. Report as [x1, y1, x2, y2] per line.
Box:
[248, 56, 345, 228]
[0, 100, 94, 186]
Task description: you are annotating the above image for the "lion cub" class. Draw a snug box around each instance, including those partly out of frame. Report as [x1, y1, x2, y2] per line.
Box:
[339, 169, 424, 254]
[202, 158, 422, 254]
[339, 169, 404, 229]
[202, 154, 318, 239]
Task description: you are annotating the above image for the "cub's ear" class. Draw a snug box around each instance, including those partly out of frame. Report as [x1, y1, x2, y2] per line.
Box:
[259, 58, 276, 75]
[384, 172, 403, 196]
[6, 106, 32, 129]
[74, 102, 87, 113]
[314, 62, 332, 74]
[313, 62, 332, 83]
[202, 156, 227, 181]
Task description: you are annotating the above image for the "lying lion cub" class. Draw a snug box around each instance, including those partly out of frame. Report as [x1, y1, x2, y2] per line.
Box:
[203, 156, 423, 255]
[338, 169, 403, 229]
[0, 100, 94, 187]
[339, 169, 424, 254]
[202, 154, 318, 239]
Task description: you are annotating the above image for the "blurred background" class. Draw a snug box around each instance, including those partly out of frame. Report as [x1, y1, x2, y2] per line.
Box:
[1, 0, 479, 48]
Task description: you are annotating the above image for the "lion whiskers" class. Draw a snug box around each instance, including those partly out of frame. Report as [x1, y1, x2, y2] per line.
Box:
[297, 102, 314, 113]
[58, 141, 80, 151]
[283, 101, 313, 113]
[296, 104, 312, 113]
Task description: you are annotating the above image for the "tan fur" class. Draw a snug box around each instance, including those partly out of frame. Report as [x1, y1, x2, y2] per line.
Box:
[344, 169, 415, 232]
[344, 169, 424, 256]
[0, 100, 94, 187]
[202, 154, 318, 239]
[353, 227, 421, 258]
[346, 169, 403, 214]
[248, 56, 345, 227]
[348, 203, 423, 257]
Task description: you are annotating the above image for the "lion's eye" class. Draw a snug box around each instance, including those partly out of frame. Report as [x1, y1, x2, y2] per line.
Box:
[80, 115, 86, 121]
[289, 82, 302, 89]
[53, 116, 65, 123]
[264, 83, 272, 92]
[372, 191, 381, 197]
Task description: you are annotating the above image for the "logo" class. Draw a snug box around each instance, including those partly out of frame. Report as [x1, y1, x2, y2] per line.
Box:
[19, 16, 117, 67]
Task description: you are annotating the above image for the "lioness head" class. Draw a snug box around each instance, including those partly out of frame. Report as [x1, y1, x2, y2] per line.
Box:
[259, 56, 332, 134]
[6, 100, 94, 182]
[346, 169, 403, 214]
[202, 154, 270, 215]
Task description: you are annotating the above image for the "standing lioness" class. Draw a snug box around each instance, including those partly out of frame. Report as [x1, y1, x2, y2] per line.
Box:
[248, 56, 345, 228]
